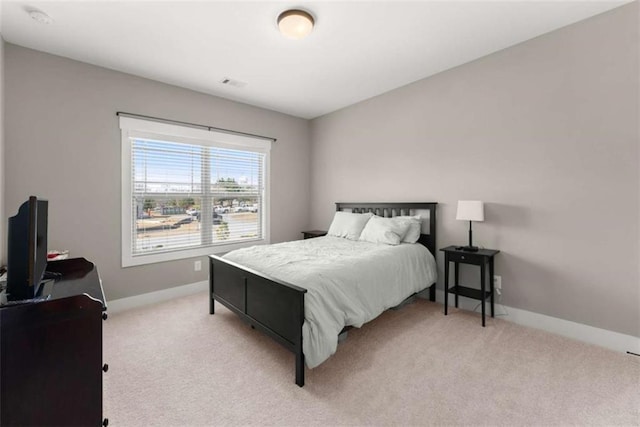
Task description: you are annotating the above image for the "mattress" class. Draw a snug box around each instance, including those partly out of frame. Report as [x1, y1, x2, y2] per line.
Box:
[222, 236, 437, 368]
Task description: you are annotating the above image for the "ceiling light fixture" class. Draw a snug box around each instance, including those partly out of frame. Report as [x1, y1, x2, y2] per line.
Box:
[28, 9, 54, 25]
[277, 9, 314, 40]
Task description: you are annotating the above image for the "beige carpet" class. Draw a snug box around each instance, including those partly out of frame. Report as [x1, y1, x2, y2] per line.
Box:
[104, 292, 639, 426]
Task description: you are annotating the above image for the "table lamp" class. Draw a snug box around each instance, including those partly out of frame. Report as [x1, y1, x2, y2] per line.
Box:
[456, 200, 484, 252]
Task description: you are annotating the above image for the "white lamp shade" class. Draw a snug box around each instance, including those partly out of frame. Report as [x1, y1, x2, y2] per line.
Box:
[456, 200, 484, 222]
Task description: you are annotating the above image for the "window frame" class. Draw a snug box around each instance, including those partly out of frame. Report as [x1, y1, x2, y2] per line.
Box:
[120, 116, 271, 267]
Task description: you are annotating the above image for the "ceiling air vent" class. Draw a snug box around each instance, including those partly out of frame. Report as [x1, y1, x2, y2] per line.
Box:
[220, 77, 247, 88]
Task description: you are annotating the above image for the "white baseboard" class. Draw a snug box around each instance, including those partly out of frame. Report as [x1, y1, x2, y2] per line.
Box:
[107, 282, 639, 355]
[432, 289, 640, 355]
[107, 280, 208, 314]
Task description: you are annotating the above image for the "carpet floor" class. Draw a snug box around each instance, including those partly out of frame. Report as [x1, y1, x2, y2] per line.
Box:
[103, 292, 639, 426]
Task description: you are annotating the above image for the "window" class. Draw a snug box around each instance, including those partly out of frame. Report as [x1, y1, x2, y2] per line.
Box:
[120, 116, 271, 267]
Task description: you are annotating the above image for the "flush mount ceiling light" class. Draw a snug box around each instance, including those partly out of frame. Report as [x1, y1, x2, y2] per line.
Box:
[277, 9, 314, 40]
[28, 9, 54, 24]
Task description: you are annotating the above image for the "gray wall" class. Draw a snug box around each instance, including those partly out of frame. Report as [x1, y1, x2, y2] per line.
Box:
[4, 45, 311, 300]
[309, 4, 639, 337]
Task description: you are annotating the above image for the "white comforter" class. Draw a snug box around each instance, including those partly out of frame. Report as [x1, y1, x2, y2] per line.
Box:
[222, 236, 437, 368]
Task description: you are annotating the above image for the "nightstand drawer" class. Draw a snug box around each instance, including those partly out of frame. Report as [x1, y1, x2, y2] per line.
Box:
[447, 251, 485, 265]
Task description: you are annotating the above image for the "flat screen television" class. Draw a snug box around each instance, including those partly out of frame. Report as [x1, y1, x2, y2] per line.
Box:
[6, 196, 49, 301]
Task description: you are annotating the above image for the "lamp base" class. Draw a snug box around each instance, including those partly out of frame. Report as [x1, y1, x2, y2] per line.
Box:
[456, 245, 479, 252]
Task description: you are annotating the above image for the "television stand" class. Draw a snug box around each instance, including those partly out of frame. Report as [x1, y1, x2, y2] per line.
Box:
[0, 257, 108, 426]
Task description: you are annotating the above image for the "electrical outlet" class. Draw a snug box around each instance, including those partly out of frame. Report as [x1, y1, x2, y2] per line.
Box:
[494, 275, 502, 295]
[194, 260, 202, 271]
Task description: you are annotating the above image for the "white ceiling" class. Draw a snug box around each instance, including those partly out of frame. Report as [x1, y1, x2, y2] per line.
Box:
[0, 1, 631, 119]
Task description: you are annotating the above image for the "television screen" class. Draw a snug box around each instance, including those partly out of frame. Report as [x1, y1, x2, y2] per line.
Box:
[6, 196, 49, 301]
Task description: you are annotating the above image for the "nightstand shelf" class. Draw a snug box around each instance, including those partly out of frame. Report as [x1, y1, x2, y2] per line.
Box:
[447, 285, 492, 301]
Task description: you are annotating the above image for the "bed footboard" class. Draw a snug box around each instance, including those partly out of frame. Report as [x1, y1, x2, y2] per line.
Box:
[209, 255, 307, 387]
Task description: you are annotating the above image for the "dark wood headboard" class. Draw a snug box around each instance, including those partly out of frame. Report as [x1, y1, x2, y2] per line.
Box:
[335, 202, 437, 256]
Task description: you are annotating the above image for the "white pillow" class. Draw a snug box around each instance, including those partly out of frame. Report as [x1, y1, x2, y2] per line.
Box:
[327, 211, 373, 240]
[359, 216, 411, 246]
[393, 215, 422, 243]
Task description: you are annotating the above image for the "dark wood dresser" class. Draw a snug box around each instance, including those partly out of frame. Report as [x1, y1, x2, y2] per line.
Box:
[0, 258, 108, 426]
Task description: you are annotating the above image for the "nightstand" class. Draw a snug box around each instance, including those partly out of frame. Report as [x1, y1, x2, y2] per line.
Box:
[440, 245, 500, 327]
[301, 230, 327, 239]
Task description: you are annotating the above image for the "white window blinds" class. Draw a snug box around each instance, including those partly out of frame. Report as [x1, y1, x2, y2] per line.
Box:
[120, 116, 271, 267]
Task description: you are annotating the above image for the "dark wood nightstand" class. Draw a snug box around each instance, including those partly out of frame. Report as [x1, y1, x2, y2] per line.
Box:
[301, 230, 327, 239]
[440, 245, 500, 327]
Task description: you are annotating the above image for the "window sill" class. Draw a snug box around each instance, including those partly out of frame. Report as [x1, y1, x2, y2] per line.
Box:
[122, 238, 267, 267]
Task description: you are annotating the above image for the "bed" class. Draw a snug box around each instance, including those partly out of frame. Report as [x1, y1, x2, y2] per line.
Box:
[208, 202, 437, 386]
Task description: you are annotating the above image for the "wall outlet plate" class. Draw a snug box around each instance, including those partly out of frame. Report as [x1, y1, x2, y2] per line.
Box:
[194, 260, 202, 271]
[494, 275, 502, 290]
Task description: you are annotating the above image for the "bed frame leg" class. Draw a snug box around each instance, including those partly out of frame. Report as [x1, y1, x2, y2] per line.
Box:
[429, 283, 436, 302]
[295, 349, 305, 387]
[209, 263, 215, 315]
